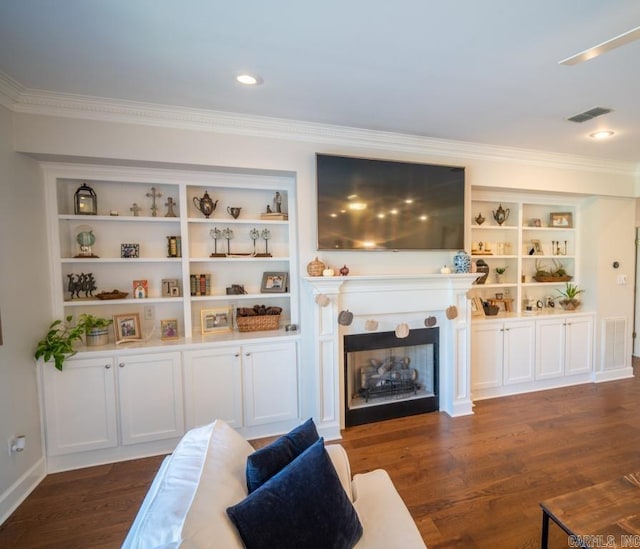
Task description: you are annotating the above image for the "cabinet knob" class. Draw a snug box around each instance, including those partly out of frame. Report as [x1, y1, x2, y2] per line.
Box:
[119, 362, 125, 368]
[245, 352, 251, 357]
[234, 353, 240, 357]
[105, 364, 111, 369]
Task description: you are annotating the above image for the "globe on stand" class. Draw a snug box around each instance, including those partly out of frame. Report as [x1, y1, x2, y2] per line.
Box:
[74, 225, 99, 258]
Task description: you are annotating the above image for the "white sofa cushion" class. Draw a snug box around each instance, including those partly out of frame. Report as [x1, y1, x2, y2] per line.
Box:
[178, 420, 254, 548]
[352, 469, 426, 548]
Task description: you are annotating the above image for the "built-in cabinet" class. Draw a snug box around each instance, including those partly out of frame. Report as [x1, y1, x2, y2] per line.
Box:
[183, 340, 298, 431]
[471, 319, 535, 390]
[535, 315, 593, 379]
[470, 191, 579, 314]
[39, 163, 302, 471]
[471, 313, 594, 399]
[43, 164, 298, 341]
[41, 351, 183, 456]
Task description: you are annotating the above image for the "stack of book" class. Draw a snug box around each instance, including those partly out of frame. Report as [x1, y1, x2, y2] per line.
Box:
[190, 274, 211, 296]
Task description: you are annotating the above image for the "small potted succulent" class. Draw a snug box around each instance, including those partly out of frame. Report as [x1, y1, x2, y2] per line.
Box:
[494, 266, 507, 284]
[78, 313, 113, 347]
[556, 283, 584, 310]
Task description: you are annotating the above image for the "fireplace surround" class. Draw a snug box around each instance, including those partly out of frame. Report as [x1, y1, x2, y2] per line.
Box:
[305, 273, 478, 440]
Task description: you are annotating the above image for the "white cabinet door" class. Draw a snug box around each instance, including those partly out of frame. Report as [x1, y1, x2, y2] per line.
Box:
[243, 341, 298, 426]
[471, 323, 503, 390]
[117, 351, 184, 445]
[535, 318, 565, 380]
[42, 357, 117, 456]
[183, 347, 243, 429]
[503, 320, 535, 385]
[564, 315, 593, 376]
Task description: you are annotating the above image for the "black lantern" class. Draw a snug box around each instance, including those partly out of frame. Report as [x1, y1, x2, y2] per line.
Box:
[74, 183, 97, 215]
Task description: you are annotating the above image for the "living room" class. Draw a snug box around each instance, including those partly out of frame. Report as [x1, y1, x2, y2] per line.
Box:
[1, 2, 640, 547]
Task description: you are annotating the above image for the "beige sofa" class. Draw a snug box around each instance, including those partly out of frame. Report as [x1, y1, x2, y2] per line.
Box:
[122, 420, 426, 548]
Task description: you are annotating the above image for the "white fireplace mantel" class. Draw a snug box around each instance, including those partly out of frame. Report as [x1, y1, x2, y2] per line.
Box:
[304, 273, 479, 439]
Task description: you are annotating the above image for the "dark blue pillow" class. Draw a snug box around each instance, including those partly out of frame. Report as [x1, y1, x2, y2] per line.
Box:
[246, 418, 319, 493]
[228, 438, 362, 549]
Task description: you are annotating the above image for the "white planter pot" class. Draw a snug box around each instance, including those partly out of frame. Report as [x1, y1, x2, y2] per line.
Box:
[86, 328, 109, 347]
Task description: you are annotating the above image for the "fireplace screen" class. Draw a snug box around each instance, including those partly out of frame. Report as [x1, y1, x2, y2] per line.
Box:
[344, 327, 438, 426]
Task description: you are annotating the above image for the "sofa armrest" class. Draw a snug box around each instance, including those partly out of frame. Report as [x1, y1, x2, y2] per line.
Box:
[325, 443, 353, 501]
[352, 469, 426, 548]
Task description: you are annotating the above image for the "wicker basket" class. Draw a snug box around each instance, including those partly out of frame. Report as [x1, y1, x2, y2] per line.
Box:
[533, 275, 572, 283]
[236, 314, 281, 332]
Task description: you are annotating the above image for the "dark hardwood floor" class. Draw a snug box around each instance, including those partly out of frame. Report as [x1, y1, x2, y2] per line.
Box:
[2, 363, 640, 548]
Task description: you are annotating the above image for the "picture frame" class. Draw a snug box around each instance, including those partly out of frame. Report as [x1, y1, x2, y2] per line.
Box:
[549, 212, 573, 228]
[471, 296, 485, 317]
[261, 271, 288, 293]
[201, 307, 232, 334]
[121, 243, 140, 258]
[161, 278, 181, 297]
[529, 218, 541, 227]
[113, 313, 142, 342]
[531, 239, 544, 255]
[160, 319, 179, 340]
[133, 279, 148, 298]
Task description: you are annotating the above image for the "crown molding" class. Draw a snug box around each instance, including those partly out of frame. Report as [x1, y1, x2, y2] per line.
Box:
[0, 71, 24, 110]
[0, 71, 636, 176]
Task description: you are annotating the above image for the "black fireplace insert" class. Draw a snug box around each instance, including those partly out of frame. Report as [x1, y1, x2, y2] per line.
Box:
[344, 327, 439, 426]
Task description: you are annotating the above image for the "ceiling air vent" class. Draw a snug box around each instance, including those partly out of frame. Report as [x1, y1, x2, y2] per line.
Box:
[567, 107, 612, 123]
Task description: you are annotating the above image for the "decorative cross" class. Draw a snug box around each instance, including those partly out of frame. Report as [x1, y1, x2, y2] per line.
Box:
[146, 187, 162, 217]
[130, 202, 142, 216]
[164, 197, 177, 217]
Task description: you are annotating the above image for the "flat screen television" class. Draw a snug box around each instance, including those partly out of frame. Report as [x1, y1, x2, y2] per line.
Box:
[316, 154, 465, 251]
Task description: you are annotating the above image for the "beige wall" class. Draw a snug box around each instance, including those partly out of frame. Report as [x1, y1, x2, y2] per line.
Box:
[1, 108, 638, 515]
[0, 107, 48, 521]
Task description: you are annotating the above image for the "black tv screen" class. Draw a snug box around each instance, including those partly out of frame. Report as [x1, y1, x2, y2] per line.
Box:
[316, 154, 465, 251]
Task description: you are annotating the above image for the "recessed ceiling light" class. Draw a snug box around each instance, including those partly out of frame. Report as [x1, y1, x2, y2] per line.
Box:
[236, 74, 263, 85]
[589, 130, 615, 140]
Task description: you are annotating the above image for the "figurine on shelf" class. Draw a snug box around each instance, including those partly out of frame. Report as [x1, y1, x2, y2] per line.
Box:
[261, 228, 272, 256]
[222, 227, 234, 254]
[164, 197, 177, 217]
[146, 186, 162, 217]
[130, 202, 142, 216]
[474, 212, 485, 225]
[250, 228, 260, 254]
[273, 192, 282, 213]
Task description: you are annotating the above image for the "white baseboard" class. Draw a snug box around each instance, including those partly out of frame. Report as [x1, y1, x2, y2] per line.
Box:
[594, 367, 634, 383]
[0, 457, 46, 525]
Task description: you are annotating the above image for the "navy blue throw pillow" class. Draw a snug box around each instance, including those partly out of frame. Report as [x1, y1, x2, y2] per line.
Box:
[246, 418, 319, 493]
[228, 438, 363, 549]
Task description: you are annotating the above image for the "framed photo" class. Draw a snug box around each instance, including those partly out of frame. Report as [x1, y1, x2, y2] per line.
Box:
[160, 319, 179, 340]
[113, 313, 142, 342]
[550, 212, 573, 228]
[121, 243, 139, 258]
[201, 307, 232, 334]
[471, 296, 485, 317]
[261, 271, 288, 293]
[529, 218, 541, 227]
[162, 278, 181, 297]
[133, 279, 148, 298]
[531, 239, 544, 255]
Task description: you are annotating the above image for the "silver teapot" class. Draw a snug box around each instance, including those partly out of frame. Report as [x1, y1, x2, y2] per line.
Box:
[192, 190, 218, 218]
[492, 204, 510, 226]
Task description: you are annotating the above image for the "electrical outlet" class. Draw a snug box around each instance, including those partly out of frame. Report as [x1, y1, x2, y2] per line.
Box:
[144, 305, 155, 320]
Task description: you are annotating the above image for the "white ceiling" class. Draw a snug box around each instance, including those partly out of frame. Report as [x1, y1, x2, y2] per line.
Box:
[0, 1, 639, 164]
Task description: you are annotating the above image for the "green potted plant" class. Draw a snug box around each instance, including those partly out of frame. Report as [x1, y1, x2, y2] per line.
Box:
[34, 315, 85, 371]
[494, 266, 507, 283]
[78, 313, 113, 347]
[556, 283, 584, 310]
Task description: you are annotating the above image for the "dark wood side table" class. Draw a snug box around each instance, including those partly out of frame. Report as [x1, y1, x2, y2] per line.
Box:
[540, 473, 640, 548]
